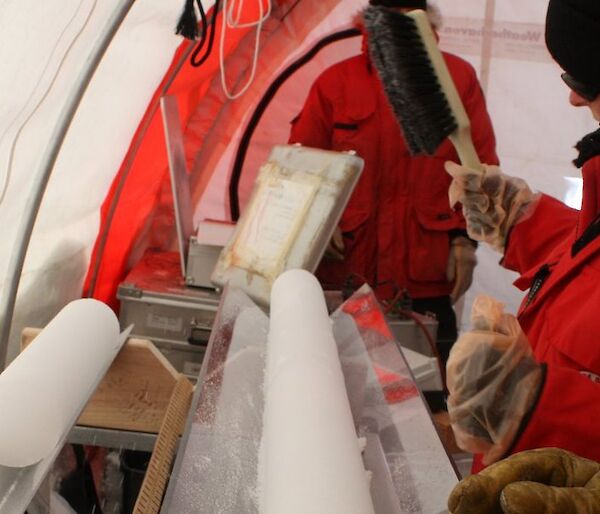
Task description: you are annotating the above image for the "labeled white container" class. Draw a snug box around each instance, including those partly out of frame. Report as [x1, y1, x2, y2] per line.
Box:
[211, 144, 364, 306]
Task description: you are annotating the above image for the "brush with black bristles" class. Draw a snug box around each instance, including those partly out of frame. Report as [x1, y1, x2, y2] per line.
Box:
[363, 6, 483, 171]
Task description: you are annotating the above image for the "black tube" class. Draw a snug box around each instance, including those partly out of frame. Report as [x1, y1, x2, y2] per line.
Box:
[228, 28, 361, 221]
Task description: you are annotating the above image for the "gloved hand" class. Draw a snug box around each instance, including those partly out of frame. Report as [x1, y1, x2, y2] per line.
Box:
[448, 448, 600, 514]
[446, 236, 477, 304]
[446, 295, 543, 465]
[323, 226, 345, 261]
[444, 162, 538, 252]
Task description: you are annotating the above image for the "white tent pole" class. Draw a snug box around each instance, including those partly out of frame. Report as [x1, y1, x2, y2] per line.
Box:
[0, 0, 137, 370]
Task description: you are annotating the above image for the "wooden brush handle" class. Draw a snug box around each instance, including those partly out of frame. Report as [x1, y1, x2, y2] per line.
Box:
[449, 127, 483, 173]
[410, 11, 484, 174]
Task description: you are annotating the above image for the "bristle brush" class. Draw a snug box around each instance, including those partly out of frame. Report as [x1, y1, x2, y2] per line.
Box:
[363, 6, 483, 172]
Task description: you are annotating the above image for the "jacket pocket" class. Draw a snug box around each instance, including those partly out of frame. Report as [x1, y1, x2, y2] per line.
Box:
[331, 95, 376, 150]
[407, 204, 457, 283]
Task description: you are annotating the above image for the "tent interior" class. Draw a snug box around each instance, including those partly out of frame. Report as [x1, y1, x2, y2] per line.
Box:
[0, 0, 596, 366]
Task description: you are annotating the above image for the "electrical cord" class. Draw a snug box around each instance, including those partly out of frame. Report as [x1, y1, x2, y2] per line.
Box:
[225, 0, 270, 27]
[219, 0, 271, 99]
[189, 0, 220, 67]
[395, 307, 446, 387]
[177, 0, 270, 96]
[381, 284, 446, 386]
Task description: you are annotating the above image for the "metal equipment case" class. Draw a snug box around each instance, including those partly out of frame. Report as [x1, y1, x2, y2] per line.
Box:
[386, 312, 439, 358]
[117, 250, 220, 378]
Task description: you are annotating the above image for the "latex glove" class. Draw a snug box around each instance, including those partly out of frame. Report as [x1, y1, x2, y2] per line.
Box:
[448, 448, 600, 514]
[446, 236, 477, 304]
[446, 295, 543, 465]
[323, 226, 345, 261]
[445, 162, 538, 252]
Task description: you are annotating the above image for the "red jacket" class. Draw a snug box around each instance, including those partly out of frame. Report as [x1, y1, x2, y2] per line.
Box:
[473, 154, 600, 472]
[289, 48, 498, 299]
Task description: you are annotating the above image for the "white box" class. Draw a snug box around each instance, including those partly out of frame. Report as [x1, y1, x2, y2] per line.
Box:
[400, 346, 443, 391]
[186, 220, 235, 288]
[211, 145, 363, 306]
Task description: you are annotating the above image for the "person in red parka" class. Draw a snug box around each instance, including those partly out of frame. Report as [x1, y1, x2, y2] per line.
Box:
[444, 0, 600, 473]
[288, 0, 499, 392]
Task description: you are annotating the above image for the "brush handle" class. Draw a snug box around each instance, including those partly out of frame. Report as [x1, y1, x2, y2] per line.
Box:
[449, 126, 484, 173]
[409, 11, 485, 174]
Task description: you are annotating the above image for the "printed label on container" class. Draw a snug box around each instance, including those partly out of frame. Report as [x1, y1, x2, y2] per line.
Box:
[146, 313, 183, 332]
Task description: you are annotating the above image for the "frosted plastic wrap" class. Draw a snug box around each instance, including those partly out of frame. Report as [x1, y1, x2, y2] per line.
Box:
[162, 284, 458, 514]
[260, 269, 375, 514]
[447, 294, 543, 465]
[0, 299, 123, 468]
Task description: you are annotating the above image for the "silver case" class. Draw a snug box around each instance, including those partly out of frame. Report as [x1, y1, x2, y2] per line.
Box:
[185, 236, 223, 288]
[117, 251, 220, 378]
[386, 313, 439, 357]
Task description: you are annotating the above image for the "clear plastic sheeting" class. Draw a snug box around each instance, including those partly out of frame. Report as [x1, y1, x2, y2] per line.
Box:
[162, 285, 457, 514]
[161, 286, 268, 514]
[332, 287, 458, 514]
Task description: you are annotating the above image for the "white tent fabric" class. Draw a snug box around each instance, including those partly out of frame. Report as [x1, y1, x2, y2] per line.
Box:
[0, 0, 184, 362]
[0, 0, 595, 362]
[437, 0, 596, 327]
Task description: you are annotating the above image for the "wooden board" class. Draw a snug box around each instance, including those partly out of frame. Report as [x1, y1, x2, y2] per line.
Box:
[133, 375, 194, 514]
[21, 328, 182, 433]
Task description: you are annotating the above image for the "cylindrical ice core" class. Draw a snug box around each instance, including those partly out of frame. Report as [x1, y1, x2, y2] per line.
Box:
[260, 269, 374, 514]
[0, 299, 121, 467]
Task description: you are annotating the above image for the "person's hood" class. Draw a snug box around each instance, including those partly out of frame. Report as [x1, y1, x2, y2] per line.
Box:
[356, 8, 440, 58]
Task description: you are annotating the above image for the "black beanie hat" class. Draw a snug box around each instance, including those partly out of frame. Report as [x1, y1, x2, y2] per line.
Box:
[546, 0, 600, 88]
[369, 0, 426, 8]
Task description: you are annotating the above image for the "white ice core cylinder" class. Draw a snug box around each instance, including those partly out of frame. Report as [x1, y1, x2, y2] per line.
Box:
[0, 299, 122, 467]
[260, 269, 375, 514]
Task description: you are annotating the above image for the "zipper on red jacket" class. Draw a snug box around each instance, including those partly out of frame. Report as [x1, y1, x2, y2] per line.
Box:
[524, 263, 553, 307]
[572, 213, 600, 257]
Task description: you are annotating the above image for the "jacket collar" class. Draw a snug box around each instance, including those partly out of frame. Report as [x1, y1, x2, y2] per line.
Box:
[577, 155, 600, 238]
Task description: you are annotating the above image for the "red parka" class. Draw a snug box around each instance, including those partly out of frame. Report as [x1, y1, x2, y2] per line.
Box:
[473, 153, 600, 472]
[289, 46, 498, 299]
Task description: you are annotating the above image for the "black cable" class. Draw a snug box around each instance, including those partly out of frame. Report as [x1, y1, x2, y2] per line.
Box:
[74, 444, 103, 514]
[193, 0, 209, 56]
[175, 0, 220, 67]
[58, 444, 103, 514]
[228, 27, 361, 220]
[190, 0, 220, 67]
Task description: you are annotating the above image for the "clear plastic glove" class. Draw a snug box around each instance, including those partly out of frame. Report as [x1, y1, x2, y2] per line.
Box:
[323, 226, 345, 261]
[445, 162, 538, 252]
[448, 448, 600, 514]
[446, 236, 477, 304]
[446, 295, 543, 465]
